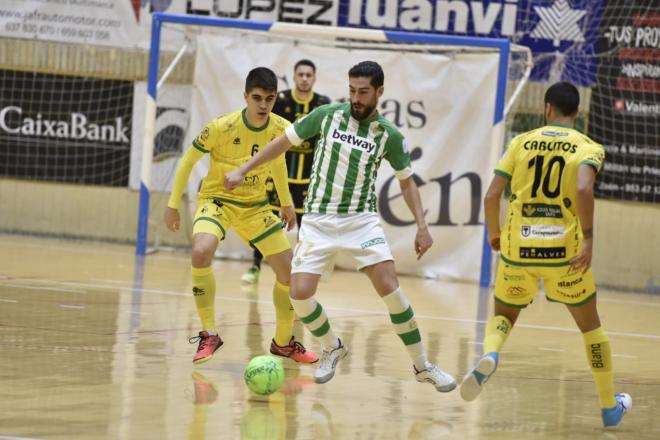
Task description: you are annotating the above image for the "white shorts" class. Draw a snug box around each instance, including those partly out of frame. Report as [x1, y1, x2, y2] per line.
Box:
[292, 213, 394, 274]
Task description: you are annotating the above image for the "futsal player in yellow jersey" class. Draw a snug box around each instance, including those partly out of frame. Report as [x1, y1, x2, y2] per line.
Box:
[460, 82, 631, 429]
[164, 67, 318, 365]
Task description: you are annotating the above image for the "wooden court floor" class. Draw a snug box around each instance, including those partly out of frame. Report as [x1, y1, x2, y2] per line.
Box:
[0, 234, 658, 440]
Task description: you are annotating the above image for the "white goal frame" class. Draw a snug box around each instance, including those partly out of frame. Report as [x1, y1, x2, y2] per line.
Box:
[136, 12, 531, 287]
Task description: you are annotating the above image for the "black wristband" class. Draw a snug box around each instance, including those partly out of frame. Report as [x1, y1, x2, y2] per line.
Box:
[582, 228, 593, 239]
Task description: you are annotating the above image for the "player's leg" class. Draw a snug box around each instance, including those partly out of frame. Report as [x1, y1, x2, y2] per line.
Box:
[552, 269, 631, 429]
[188, 199, 228, 364]
[291, 271, 346, 383]
[461, 263, 534, 401]
[265, 248, 318, 364]
[240, 246, 263, 284]
[362, 260, 456, 392]
[288, 214, 345, 383]
[237, 207, 319, 364]
[339, 212, 453, 390]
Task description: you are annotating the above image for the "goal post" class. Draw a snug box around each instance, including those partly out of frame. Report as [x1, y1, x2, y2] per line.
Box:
[137, 12, 531, 286]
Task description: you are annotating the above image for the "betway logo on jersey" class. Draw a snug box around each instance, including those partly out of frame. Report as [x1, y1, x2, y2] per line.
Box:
[331, 128, 376, 154]
[0, 106, 129, 143]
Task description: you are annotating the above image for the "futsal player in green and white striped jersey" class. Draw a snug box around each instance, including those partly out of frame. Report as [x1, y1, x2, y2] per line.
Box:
[226, 61, 456, 391]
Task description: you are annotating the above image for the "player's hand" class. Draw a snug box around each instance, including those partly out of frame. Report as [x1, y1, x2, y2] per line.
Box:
[280, 205, 296, 231]
[414, 225, 433, 260]
[488, 234, 501, 251]
[164, 207, 180, 232]
[224, 169, 245, 190]
[569, 237, 593, 274]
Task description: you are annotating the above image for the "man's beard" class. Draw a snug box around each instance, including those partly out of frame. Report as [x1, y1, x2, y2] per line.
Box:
[351, 103, 376, 121]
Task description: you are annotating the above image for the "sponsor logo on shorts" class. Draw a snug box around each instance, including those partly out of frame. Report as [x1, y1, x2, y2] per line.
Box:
[293, 257, 303, 267]
[360, 237, 385, 249]
[520, 225, 566, 239]
[506, 286, 527, 297]
[263, 216, 276, 228]
[558, 277, 583, 288]
[522, 203, 563, 218]
[503, 272, 525, 281]
[556, 289, 586, 299]
[192, 287, 205, 296]
[519, 247, 566, 259]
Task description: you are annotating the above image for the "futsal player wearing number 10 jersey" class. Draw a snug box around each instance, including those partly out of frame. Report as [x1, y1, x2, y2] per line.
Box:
[460, 82, 631, 430]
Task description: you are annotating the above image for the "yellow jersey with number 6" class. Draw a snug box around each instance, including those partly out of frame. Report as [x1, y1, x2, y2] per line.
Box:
[495, 123, 605, 267]
[193, 109, 290, 204]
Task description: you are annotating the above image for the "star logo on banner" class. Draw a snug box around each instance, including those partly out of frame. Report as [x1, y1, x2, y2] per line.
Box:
[530, 0, 587, 47]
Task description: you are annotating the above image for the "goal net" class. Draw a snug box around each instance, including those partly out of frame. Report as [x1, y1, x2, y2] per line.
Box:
[136, 13, 532, 284]
[504, 1, 659, 204]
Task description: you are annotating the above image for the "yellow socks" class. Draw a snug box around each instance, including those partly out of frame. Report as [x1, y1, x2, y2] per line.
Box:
[483, 315, 512, 354]
[191, 266, 216, 332]
[273, 280, 295, 346]
[583, 326, 616, 408]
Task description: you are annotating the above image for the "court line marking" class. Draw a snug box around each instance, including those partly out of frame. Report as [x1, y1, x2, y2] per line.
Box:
[2, 275, 660, 341]
[539, 347, 564, 352]
[0, 436, 46, 440]
[0, 283, 86, 294]
[0, 298, 18, 303]
[599, 297, 660, 307]
[59, 304, 85, 309]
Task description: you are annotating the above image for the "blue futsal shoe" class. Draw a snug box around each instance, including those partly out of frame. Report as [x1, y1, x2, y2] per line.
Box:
[602, 393, 632, 429]
[460, 352, 499, 402]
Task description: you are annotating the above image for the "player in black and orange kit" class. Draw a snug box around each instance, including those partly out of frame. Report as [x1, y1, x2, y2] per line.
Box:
[241, 59, 331, 284]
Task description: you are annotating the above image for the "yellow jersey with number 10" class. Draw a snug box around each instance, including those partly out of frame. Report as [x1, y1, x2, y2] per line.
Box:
[495, 123, 605, 267]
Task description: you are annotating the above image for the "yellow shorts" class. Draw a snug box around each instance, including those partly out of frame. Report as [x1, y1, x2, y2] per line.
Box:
[192, 197, 290, 257]
[495, 260, 596, 308]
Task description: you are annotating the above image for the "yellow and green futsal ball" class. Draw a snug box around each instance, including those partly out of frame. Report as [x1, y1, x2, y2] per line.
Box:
[244, 355, 285, 395]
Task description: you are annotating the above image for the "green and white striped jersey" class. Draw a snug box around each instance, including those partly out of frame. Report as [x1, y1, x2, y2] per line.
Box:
[284, 102, 412, 214]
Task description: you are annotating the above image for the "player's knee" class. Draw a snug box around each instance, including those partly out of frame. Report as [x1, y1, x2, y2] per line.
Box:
[290, 276, 317, 300]
[275, 269, 291, 285]
[191, 244, 214, 267]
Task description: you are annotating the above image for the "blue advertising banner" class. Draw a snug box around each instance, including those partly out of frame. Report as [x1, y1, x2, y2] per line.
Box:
[337, 0, 604, 85]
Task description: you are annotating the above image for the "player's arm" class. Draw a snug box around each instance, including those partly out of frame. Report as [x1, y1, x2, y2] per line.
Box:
[226, 105, 328, 189]
[570, 164, 597, 273]
[485, 137, 517, 251]
[225, 135, 292, 189]
[384, 132, 432, 259]
[483, 174, 508, 251]
[164, 146, 205, 232]
[399, 175, 432, 259]
[271, 153, 296, 231]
